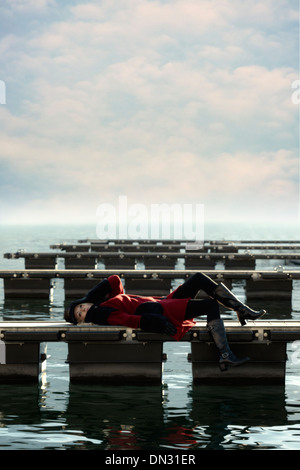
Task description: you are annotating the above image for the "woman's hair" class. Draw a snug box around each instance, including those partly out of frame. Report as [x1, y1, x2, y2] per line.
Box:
[64, 308, 72, 322]
[64, 301, 78, 324]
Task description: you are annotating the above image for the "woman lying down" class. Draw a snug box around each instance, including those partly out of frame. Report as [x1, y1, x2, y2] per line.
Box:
[64, 272, 266, 371]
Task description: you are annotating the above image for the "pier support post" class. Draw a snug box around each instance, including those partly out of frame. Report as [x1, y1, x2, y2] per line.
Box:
[66, 333, 165, 384]
[24, 255, 57, 269]
[103, 256, 136, 269]
[189, 330, 287, 384]
[0, 340, 47, 383]
[3, 278, 53, 299]
[124, 278, 172, 296]
[184, 258, 216, 270]
[64, 278, 105, 298]
[143, 256, 177, 269]
[246, 279, 293, 300]
[64, 256, 97, 269]
[224, 259, 256, 270]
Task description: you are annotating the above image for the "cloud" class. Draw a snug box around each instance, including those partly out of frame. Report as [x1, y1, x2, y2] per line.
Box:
[0, 0, 298, 224]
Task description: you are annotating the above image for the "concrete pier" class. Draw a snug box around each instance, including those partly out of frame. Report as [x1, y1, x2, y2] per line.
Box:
[0, 321, 299, 385]
[0, 268, 298, 299]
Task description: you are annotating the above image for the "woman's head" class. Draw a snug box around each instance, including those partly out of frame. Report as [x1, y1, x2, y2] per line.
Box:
[64, 302, 93, 324]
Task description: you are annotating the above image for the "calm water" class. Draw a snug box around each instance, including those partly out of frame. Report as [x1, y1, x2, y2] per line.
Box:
[0, 222, 300, 451]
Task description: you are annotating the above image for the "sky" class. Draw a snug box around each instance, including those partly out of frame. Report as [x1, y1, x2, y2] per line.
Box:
[0, 0, 299, 228]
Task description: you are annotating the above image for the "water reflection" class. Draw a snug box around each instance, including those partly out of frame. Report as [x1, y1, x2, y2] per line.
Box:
[65, 384, 165, 449]
[0, 353, 299, 448]
[1, 298, 53, 322]
[188, 385, 290, 449]
[58, 382, 300, 449]
[0, 384, 42, 427]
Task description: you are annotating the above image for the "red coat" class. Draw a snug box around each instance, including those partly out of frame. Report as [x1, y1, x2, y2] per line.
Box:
[99, 275, 195, 341]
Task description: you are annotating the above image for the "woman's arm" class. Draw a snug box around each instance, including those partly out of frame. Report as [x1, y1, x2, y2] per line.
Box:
[83, 275, 123, 303]
[106, 275, 124, 297]
[106, 311, 141, 329]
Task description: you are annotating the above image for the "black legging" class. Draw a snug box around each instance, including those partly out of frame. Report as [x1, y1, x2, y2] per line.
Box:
[172, 273, 220, 322]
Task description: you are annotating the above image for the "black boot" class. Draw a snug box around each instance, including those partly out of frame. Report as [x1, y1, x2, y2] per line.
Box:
[213, 283, 266, 326]
[207, 319, 249, 371]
